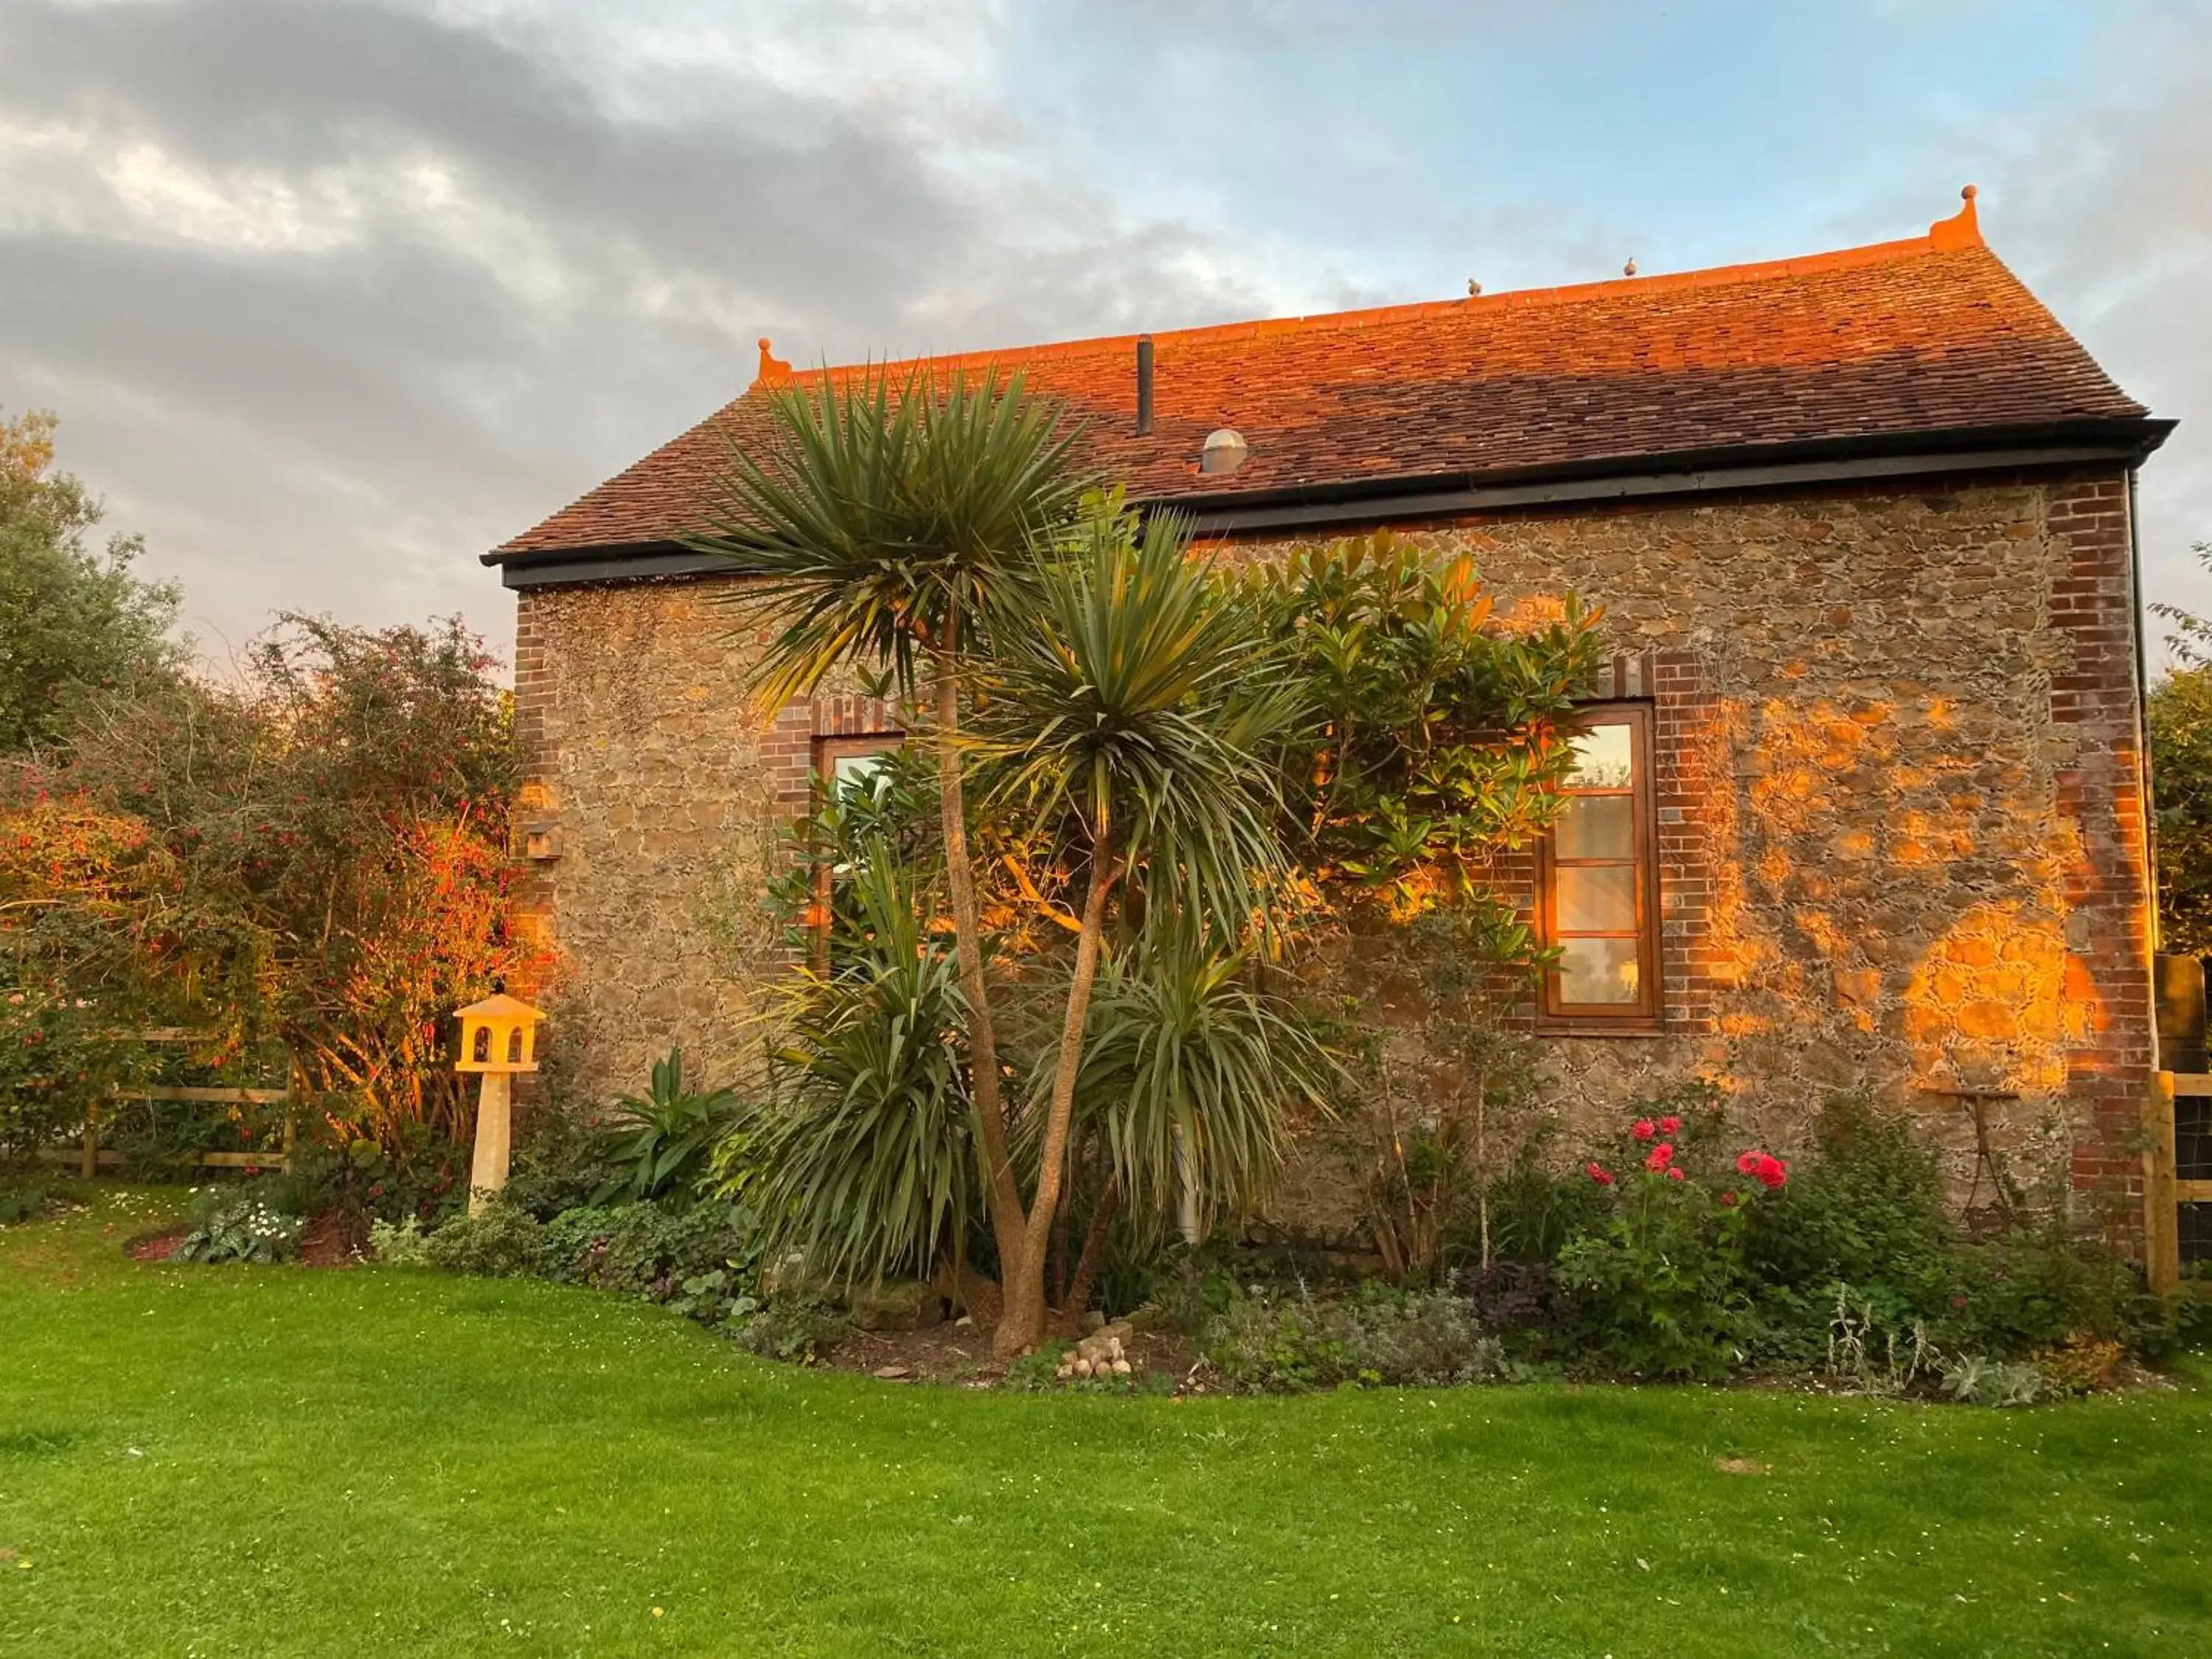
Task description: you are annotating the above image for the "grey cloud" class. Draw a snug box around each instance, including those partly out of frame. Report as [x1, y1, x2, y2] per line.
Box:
[0, 0, 1278, 657]
[1950, 11, 2212, 634]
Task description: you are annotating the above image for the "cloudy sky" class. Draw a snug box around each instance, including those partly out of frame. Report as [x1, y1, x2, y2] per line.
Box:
[4, 0, 2208, 671]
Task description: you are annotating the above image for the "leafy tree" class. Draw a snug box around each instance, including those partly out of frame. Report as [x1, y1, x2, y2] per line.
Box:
[2151, 543, 2212, 955]
[1242, 534, 1604, 1279]
[1, 614, 539, 1164]
[0, 409, 182, 754]
[1245, 531, 1604, 918]
[2151, 663, 2212, 956]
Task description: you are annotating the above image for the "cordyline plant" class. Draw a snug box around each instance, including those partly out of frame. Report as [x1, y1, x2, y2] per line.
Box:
[973, 499, 1314, 1347]
[690, 366, 1091, 1355]
[695, 372, 1611, 1357]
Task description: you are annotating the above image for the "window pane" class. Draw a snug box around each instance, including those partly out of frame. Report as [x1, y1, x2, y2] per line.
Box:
[1555, 793, 1635, 860]
[1568, 722, 1635, 790]
[1556, 865, 1637, 933]
[1558, 936, 1641, 1005]
[831, 751, 891, 797]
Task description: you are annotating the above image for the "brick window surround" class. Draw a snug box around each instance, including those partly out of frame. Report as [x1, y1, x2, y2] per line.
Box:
[1521, 648, 1719, 1040]
[1538, 700, 1662, 1029]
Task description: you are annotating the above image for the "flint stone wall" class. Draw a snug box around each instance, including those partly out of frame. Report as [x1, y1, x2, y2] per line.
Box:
[511, 466, 2154, 1245]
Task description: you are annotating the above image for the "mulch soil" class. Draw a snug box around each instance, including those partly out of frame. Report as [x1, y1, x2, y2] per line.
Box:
[297, 1208, 365, 1268]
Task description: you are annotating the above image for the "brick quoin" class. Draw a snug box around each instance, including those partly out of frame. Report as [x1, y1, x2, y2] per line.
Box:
[2045, 469, 2157, 1231]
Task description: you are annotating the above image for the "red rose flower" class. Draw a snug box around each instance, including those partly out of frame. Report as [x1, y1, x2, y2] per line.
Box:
[1585, 1162, 1616, 1187]
[1659, 1115, 1682, 1135]
[1645, 1142, 1675, 1172]
[1666, 1166, 1686, 1182]
[1755, 1155, 1788, 1189]
[1736, 1150, 1762, 1176]
[1720, 1190, 1739, 1207]
[1632, 1119, 1658, 1141]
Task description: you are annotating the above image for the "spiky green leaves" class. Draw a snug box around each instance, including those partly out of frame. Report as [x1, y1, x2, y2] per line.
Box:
[976, 498, 1303, 941]
[686, 368, 1090, 708]
[734, 853, 976, 1287]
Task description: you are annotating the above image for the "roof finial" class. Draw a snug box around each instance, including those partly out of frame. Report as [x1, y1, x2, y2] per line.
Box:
[753, 336, 793, 388]
[1928, 184, 1983, 251]
[1467, 277, 1483, 297]
[1622, 257, 1638, 277]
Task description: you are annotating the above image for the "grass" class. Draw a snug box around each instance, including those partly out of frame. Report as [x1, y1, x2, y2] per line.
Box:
[1, 1189, 2208, 1658]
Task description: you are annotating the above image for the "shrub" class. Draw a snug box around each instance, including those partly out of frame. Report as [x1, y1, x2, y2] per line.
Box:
[0, 1181, 60, 1225]
[1746, 1098, 1951, 1301]
[1935, 1228, 2146, 1357]
[2029, 1335, 2127, 1397]
[1554, 1106, 1790, 1380]
[1202, 1281, 1502, 1392]
[368, 1215, 433, 1265]
[1479, 1161, 1611, 1267]
[1938, 1354, 2043, 1408]
[420, 1202, 552, 1279]
[501, 1104, 624, 1221]
[588, 1048, 745, 1207]
[728, 1297, 849, 1364]
[541, 1201, 762, 1324]
[1459, 1259, 1573, 1346]
[173, 1186, 305, 1265]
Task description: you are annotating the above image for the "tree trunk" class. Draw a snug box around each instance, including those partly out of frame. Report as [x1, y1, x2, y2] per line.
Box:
[932, 639, 1027, 1281]
[1065, 1179, 1121, 1318]
[1048, 1138, 1080, 1310]
[1474, 1063, 1492, 1274]
[992, 830, 1118, 1360]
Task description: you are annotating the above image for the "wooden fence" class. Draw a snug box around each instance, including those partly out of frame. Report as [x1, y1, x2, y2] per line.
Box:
[2144, 1071, 2206, 1295]
[32, 1029, 296, 1176]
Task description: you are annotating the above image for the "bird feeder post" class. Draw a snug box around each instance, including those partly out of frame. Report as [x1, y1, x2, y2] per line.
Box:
[453, 992, 544, 1216]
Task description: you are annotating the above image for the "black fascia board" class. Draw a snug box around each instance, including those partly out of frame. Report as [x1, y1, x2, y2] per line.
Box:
[490, 415, 2175, 588]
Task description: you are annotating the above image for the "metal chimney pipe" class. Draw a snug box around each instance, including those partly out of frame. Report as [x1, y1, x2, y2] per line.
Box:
[1135, 336, 1154, 436]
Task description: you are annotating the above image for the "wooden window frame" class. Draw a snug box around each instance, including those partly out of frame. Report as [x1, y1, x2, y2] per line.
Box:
[1536, 701, 1662, 1032]
[807, 733, 905, 956]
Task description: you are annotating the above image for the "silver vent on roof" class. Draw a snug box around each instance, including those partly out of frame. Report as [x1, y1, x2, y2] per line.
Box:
[1200, 428, 1248, 476]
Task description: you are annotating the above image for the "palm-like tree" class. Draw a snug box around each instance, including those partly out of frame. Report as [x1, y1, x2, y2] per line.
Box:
[978, 502, 1304, 1350]
[1042, 923, 1339, 1314]
[687, 368, 1088, 1296]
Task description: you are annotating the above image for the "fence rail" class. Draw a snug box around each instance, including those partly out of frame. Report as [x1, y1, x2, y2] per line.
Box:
[37, 1083, 295, 1178]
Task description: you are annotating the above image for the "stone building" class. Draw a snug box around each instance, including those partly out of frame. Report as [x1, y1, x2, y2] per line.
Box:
[486, 189, 2173, 1242]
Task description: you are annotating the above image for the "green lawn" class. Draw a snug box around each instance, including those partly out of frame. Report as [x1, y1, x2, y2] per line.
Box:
[2, 1191, 2207, 1658]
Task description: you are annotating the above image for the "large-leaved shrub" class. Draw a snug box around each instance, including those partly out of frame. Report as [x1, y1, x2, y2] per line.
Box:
[1747, 1098, 1951, 1299]
[173, 1186, 305, 1265]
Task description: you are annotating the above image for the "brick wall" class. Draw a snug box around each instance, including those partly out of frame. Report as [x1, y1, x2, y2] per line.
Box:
[2045, 473, 2157, 1232]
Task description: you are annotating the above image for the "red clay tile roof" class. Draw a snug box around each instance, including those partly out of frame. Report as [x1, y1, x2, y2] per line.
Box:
[492, 192, 2149, 560]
